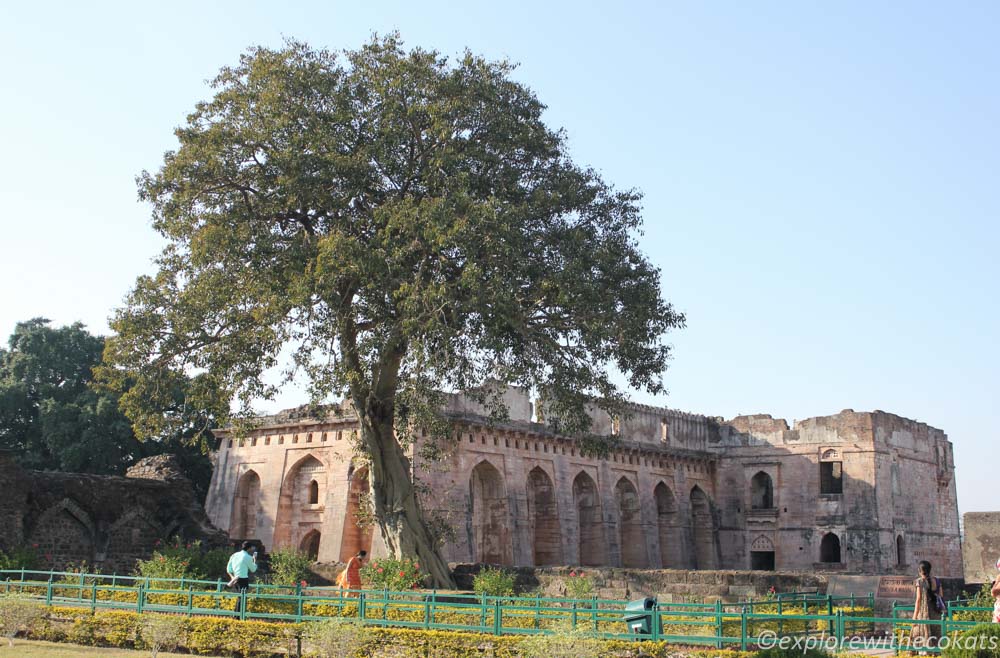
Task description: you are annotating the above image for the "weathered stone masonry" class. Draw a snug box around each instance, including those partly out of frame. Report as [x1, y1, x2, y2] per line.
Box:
[206, 387, 962, 577]
[0, 452, 227, 572]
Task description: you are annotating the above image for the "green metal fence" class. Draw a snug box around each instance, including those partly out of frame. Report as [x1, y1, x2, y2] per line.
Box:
[0, 569, 985, 651]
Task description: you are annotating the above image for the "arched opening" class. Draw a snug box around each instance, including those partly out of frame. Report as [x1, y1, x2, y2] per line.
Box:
[229, 470, 261, 539]
[300, 529, 321, 560]
[750, 471, 774, 510]
[308, 480, 319, 505]
[526, 467, 562, 566]
[654, 482, 680, 568]
[573, 471, 606, 566]
[340, 466, 374, 562]
[896, 535, 906, 567]
[470, 461, 512, 565]
[615, 477, 648, 568]
[274, 454, 326, 550]
[820, 532, 842, 563]
[690, 486, 717, 569]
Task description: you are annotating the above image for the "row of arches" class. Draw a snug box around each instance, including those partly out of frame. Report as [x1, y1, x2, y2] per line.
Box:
[229, 454, 374, 562]
[470, 461, 718, 568]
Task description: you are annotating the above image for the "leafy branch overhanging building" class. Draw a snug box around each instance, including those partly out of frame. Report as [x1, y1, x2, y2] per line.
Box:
[205, 387, 961, 576]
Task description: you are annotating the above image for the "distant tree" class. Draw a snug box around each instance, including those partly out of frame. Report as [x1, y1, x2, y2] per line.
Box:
[103, 36, 684, 587]
[0, 319, 213, 500]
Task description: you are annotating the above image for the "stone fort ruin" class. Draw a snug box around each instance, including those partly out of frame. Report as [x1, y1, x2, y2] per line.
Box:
[205, 387, 962, 577]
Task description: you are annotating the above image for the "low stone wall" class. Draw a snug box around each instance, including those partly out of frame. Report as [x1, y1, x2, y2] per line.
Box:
[453, 564, 828, 601]
[453, 564, 964, 608]
[0, 451, 227, 573]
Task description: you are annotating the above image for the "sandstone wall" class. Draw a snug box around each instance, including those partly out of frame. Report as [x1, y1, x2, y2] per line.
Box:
[0, 452, 227, 573]
[963, 512, 1000, 585]
[206, 389, 961, 579]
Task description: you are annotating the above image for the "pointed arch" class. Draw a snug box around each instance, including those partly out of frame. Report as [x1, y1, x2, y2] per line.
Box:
[750, 471, 774, 510]
[470, 460, 512, 565]
[526, 467, 562, 566]
[300, 529, 321, 560]
[654, 482, 681, 568]
[28, 498, 95, 569]
[230, 470, 261, 539]
[615, 477, 648, 568]
[274, 453, 326, 549]
[573, 471, 606, 566]
[340, 466, 374, 562]
[690, 486, 717, 569]
[820, 532, 841, 564]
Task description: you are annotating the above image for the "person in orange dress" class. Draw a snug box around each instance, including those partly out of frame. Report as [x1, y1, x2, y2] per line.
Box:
[336, 550, 366, 595]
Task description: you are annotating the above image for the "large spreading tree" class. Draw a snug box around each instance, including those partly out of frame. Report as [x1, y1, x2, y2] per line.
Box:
[103, 36, 684, 587]
[0, 319, 214, 500]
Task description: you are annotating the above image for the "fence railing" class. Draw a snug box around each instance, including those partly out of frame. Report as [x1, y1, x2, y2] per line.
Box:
[0, 570, 985, 651]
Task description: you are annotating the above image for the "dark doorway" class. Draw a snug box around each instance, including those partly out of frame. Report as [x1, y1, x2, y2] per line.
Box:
[751, 551, 775, 571]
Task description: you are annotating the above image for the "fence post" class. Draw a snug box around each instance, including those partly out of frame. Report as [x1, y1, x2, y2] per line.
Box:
[78, 571, 85, 601]
[868, 592, 874, 610]
[592, 595, 598, 633]
[358, 592, 366, 621]
[535, 592, 540, 630]
[740, 606, 748, 651]
[827, 594, 834, 633]
[571, 602, 578, 629]
[239, 589, 247, 621]
[187, 586, 193, 616]
[493, 599, 502, 635]
[835, 610, 844, 643]
[296, 583, 304, 623]
[715, 599, 723, 649]
[137, 583, 144, 613]
[91, 581, 97, 614]
[46, 579, 53, 606]
[651, 601, 660, 642]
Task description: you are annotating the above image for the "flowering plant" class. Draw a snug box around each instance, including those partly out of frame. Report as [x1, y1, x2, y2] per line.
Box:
[564, 569, 594, 599]
[360, 557, 423, 591]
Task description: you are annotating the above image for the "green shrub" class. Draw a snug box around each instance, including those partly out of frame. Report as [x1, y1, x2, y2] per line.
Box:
[519, 620, 602, 658]
[360, 556, 423, 591]
[942, 622, 1000, 658]
[267, 547, 314, 587]
[304, 617, 373, 657]
[0, 545, 40, 571]
[952, 584, 995, 624]
[564, 570, 594, 599]
[139, 614, 186, 658]
[135, 538, 231, 585]
[473, 567, 517, 598]
[0, 593, 46, 647]
[754, 649, 833, 658]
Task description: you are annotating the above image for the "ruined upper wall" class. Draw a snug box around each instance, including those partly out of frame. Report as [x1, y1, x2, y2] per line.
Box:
[0, 451, 227, 573]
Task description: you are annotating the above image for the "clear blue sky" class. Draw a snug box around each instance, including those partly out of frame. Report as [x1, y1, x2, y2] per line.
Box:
[1, 1, 995, 514]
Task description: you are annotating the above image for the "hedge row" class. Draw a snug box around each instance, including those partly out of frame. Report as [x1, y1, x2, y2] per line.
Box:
[24, 606, 769, 657]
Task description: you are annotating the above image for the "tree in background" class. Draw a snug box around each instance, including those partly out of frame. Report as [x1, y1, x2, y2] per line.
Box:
[103, 36, 684, 587]
[0, 318, 213, 501]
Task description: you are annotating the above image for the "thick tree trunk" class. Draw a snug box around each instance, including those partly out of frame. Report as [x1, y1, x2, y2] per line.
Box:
[358, 411, 457, 589]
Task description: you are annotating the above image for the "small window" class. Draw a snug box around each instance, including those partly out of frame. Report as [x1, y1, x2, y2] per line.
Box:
[308, 480, 319, 505]
[611, 416, 621, 435]
[660, 418, 669, 443]
[820, 462, 843, 494]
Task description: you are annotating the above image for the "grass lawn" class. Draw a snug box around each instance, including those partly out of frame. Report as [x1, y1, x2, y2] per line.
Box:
[0, 640, 196, 656]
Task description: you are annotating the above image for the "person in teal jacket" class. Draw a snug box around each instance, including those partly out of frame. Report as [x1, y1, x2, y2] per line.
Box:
[226, 541, 258, 604]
